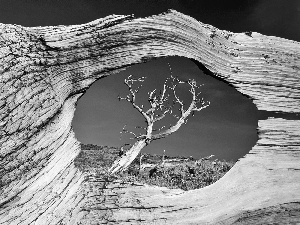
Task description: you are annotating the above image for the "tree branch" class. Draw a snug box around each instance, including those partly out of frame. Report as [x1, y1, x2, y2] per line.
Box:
[110, 73, 209, 174]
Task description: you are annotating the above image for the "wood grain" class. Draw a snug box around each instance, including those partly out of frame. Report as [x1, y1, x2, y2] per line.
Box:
[0, 10, 299, 224]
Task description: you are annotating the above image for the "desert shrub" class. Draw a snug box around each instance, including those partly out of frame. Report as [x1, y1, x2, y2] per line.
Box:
[117, 160, 234, 191]
[74, 145, 235, 191]
[74, 145, 119, 172]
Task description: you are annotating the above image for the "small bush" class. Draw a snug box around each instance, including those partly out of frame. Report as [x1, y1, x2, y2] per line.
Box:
[75, 145, 235, 191]
[116, 160, 234, 191]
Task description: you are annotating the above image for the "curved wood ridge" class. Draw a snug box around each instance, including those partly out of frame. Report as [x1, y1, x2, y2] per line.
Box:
[0, 10, 299, 224]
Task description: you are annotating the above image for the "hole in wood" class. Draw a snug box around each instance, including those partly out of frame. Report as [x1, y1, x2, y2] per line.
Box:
[73, 56, 258, 190]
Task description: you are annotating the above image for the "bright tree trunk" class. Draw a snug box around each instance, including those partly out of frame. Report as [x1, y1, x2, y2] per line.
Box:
[109, 139, 147, 174]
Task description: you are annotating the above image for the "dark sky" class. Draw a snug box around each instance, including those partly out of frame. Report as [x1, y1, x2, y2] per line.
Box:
[1, 0, 299, 161]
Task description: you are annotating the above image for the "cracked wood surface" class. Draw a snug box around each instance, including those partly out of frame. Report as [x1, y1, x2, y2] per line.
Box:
[0, 10, 300, 224]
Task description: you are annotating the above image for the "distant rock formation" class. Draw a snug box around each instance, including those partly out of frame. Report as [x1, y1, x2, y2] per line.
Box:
[0, 10, 299, 224]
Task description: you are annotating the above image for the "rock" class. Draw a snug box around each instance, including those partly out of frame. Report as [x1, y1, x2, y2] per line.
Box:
[0, 10, 299, 224]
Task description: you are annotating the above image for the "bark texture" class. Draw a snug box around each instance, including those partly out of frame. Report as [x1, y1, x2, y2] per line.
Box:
[0, 10, 299, 224]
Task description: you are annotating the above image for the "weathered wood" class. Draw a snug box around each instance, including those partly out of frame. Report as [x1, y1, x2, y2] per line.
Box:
[0, 10, 299, 224]
[109, 75, 209, 174]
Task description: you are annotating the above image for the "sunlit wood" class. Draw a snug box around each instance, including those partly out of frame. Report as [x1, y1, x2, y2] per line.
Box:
[109, 75, 208, 174]
[0, 10, 299, 224]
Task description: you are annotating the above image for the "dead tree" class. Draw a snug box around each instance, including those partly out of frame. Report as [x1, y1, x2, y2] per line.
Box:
[108, 74, 209, 174]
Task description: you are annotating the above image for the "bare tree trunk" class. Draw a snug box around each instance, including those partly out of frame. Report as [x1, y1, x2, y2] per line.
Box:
[109, 139, 147, 174]
[109, 75, 209, 174]
[0, 10, 299, 224]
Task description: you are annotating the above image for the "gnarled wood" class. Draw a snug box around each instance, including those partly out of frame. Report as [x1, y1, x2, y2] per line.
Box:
[109, 75, 209, 174]
[0, 10, 299, 224]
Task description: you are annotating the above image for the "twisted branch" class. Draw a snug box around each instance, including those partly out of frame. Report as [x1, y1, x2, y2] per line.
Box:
[109, 72, 209, 174]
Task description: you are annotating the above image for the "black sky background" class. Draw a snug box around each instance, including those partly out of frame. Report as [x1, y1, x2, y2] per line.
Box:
[1, 0, 299, 41]
[1, 0, 299, 161]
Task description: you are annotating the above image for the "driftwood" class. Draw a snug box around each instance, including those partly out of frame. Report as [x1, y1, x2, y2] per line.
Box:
[0, 10, 299, 224]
